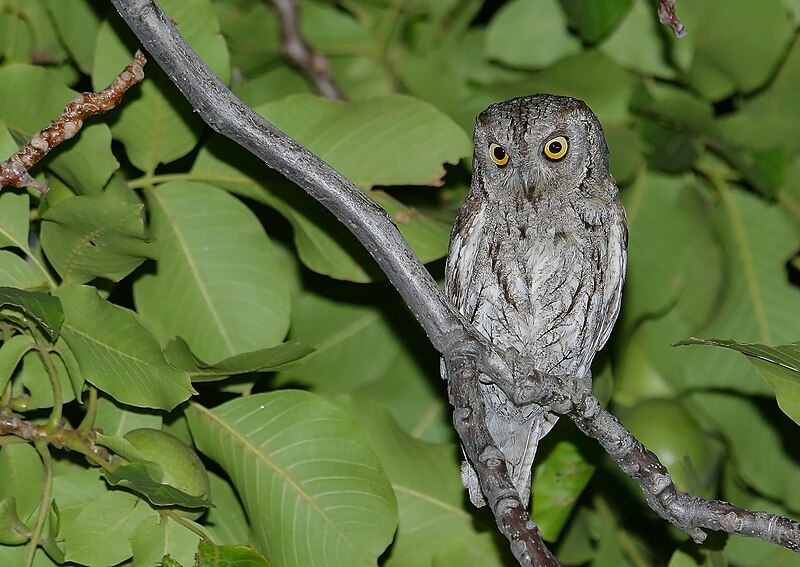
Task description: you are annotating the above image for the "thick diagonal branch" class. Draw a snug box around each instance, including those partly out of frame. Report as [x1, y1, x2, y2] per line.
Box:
[108, 1, 555, 564]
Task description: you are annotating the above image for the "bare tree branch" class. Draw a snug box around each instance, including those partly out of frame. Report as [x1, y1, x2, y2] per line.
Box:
[657, 0, 687, 38]
[0, 51, 146, 194]
[266, 0, 344, 100]
[483, 355, 800, 550]
[0, 413, 112, 463]
[108, 0, 798, 564]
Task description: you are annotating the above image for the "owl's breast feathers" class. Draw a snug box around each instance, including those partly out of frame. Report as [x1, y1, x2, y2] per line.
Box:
[445, 188, 627, 379]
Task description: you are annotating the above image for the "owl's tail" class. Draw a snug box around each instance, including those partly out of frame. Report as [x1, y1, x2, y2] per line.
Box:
[461, 395, 557, 508]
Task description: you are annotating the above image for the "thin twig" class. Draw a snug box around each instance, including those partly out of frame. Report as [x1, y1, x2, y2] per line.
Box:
[657, 0, 687, 38]
[0, 413, 113, 465]
[266, 0, 344, 100]
[0, 51, 146, 194]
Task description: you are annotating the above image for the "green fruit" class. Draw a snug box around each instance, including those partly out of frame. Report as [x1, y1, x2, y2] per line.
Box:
[614, 328, 675, 406]
[123, 428, 210, 517]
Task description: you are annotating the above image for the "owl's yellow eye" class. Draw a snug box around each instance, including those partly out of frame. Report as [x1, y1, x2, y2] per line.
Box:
[543, 136, 568, 160]
[489, 143, 509, 167]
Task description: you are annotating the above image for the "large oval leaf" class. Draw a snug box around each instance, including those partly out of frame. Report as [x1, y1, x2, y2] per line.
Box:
[40, 195, 156, 284]
[186, 391, 397, 567]
[677, 186, 800, 394]
[256, 94, 470, 188]
[56, 284, 194, 410]
[331, 397, 507, 567]
[133, 182, 290, 363]
[680, 0, 793, 99]
[189, 137, 451, 282]
[486, 0, 581, 69]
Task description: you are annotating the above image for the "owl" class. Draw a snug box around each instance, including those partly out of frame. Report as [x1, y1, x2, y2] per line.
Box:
[445, 94, 627, 507]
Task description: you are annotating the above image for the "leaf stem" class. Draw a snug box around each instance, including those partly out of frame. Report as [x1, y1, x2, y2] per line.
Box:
[24, 440, 54, 567]
[78, 386, 98, 433]
[166, 511, 217, 542]
[26, 321, 63, 429]
[127, 173, 195, 189]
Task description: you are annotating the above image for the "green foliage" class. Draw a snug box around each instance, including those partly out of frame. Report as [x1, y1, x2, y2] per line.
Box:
[0, 1, 797, 566]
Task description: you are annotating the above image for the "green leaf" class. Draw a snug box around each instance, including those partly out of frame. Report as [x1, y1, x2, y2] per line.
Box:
[0, 543, 60, 566]
[0, 190, 29, 250]
[718, 38, 800, 156]
[371, 191, 451, 265]
[276, 291, 401, 391]
[94, 0, 230, 173]
[559, 0, 632, 43]
[52, 468, 108, 527]
[186, 391, 397, 567]
[44, 0, 105, 74]
[94, 396, 163, 437]
[190, 138, 448, 281]
[132, 182, 290, 362]
[0, 444, 44, 524]
[195, 541, 273, 567]
[491, 50, 635, 125]
[687, 391, 800, 511]
[0, 286, 63, 340]
[0, 498, 30, 544]
[40, 195, 156, 284]
[620, 172, 720, 329]
[49, 124, 120, 195]
[62, 489, 158, 566]
[0, 0, 65, 64]
[0, 334, 34, 395]
[105, 462, 211, 509]
[17, 347, 77, 408]
[164, 336, 312, 383]
[680, 0, 793, 99]
[678, 338, 800, 425]
[55, 284, 195, 410]
[599, 0, 675, 77]
[132, 515, 201, 567]
[213, 0, 280, 75]
[486, 0, 581, 69]
[532, 438, 595, 541]
[331, 397, 507, 567]
[275, 289, 452, 442]
[203, 472, 251, 546]
[0, 64, 74, 133]
[676, 185, 800, 393]
[256, 94, 469, 188]
[0, 251, 49, 290]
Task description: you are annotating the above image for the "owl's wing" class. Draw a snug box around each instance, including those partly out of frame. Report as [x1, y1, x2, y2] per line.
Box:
[594, 199, 628, 353]
[444, 195, 486, 311]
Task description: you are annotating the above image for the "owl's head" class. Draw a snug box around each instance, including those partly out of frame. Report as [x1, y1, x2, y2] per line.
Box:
[472, 94, 611, 201]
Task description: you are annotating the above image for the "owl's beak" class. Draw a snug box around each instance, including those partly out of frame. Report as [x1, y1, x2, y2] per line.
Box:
[520, 168, 536, 197]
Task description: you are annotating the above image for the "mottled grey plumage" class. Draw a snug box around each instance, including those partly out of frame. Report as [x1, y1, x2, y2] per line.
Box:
[445, 95, 627, 507]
